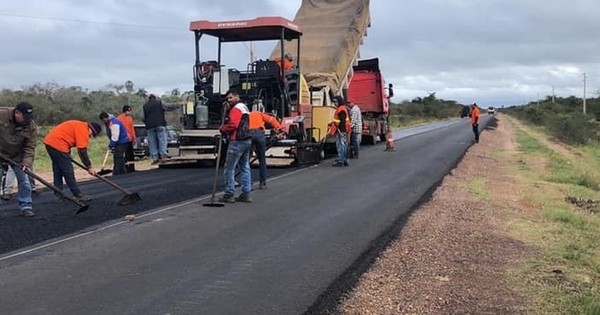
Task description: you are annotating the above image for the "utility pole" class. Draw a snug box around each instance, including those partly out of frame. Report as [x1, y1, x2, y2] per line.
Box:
[583, 72, 587, 114]
[551, 85, 555, 104]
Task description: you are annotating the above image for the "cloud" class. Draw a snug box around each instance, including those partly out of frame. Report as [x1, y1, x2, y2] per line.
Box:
[0, 0, 599, 106]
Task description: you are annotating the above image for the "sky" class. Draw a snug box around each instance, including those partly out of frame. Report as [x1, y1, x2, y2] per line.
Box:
[1, 0, 599, 107]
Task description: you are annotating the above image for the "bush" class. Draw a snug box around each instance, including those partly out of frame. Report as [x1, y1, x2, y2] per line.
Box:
[546, 113, 600, 145]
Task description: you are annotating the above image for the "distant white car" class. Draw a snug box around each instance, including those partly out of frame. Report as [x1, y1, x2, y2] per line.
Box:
[487, 107, 496, 115]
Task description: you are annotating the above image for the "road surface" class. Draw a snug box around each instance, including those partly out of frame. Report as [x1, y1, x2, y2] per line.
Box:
[0, 116, 491, 314]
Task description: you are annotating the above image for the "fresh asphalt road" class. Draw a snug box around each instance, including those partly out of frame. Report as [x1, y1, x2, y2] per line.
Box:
[0, 116, 492, 315]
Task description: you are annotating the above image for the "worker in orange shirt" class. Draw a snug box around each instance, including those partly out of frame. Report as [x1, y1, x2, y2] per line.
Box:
[329, 96, 352, 167]
[470, 102, 480, 143]
[274, 53, 293, 75]
[249, 110, 282, 189]
[43, 120, 102, 202]
[118, 105, 136, 173]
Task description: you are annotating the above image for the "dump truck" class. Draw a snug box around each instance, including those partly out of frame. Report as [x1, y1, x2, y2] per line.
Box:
[347, 58, 394, 145]
[273, 0, 372, 152]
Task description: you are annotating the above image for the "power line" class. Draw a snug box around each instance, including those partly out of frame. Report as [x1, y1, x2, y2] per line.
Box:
[0, 12, 185, 32]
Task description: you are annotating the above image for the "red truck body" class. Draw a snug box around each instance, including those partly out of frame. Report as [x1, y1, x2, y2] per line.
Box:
[347, 58, 390, 144]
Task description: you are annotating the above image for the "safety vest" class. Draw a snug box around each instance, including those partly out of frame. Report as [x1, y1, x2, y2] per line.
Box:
[329, 105, 351, 136]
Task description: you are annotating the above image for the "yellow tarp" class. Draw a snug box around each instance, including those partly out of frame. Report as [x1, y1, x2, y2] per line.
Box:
[272, 0, 370, 95]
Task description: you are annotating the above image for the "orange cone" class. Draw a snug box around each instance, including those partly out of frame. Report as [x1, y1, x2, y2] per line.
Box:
[384, 129, 395, 151]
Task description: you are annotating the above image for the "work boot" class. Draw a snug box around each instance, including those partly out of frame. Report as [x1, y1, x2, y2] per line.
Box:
[53, 195, 66, 203]
[1, 193, 13, 201]
[218, 194, 235, 203]
[74, 193, 93, 202]
[258, 183, 268, 190]
[235, 193, 252, 203]
[20, 208, 34, 217]
[151, 159, 160, 165]
[332, 162, 344, 167]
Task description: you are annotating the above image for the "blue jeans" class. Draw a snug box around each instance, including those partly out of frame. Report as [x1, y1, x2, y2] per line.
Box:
[350, 132, 361, 158]
[147, 126, 168, 161]
[1, 164, 33, 211]
[250, 129, 267, 184]
[336, 132, 348, 164]
[46, 144, 81, 197]
[223, 139, 252, 196]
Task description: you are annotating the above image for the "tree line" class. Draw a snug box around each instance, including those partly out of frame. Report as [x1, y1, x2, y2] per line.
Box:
[503, 96, 600, 145]
[0, 82, 470, 131]
[0, 81, 187, 128]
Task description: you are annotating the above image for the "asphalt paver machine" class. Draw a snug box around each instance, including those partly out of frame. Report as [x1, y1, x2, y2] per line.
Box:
[175, 17, 322, 166]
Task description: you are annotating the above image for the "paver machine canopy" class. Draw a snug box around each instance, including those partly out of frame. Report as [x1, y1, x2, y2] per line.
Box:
[187, 17, 303, 129]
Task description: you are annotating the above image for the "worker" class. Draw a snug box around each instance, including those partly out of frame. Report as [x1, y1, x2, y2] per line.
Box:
[118, 105, 136, 173]
[348, 101, 363, 158]
[100, 112, 130, 175]
[329, 96, 352, 167]
[1, 165, 38, 201]
[43, 120, 102, 202]
[249, 110, 282, 190]
[470, 102, 480, 143]
[0, 102, 37, 217]
[274, 53, 294, 75]
[219, 89, 252, 203]
[142, 94, 182, 165]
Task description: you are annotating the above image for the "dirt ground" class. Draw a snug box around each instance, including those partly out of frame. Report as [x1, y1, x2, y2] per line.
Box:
[338, 115, 532, 314]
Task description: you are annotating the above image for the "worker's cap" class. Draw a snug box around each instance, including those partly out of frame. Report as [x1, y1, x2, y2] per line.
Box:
[122, 105, 132, 112]
[99, 112, 110, 120]
[472, 102, 478, 107]
[14, 102, 33, 121]
[284, 53, 293, 60]
[88, 122, 102, 137]
[332, 96, 345, 106]
[149, 93, 156, 99]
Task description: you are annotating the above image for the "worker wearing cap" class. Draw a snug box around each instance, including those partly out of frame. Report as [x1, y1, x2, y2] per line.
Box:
[0, 102, 37, 217]
[248, 110, 282, 190]
[470, 103, 480, 143]
[329, 96, 351, 167]
[118, 105, 136, 173]
[43, 120, 102, 202]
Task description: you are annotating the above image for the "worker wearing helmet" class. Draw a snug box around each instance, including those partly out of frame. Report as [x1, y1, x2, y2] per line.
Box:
[329, 96, 351, 167]
[43, 120, 102, 202]
[470, 103, 480, 143]
[248, 111, 282, 190]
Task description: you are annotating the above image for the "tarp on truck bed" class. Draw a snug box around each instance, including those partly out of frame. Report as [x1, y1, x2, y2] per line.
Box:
[272, 0, 370, 95]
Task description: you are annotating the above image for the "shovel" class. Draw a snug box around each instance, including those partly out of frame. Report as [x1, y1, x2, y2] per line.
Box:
[0, 152, 89, 214]
[97, 149, 112, 176]
[70, 158, 141, 206]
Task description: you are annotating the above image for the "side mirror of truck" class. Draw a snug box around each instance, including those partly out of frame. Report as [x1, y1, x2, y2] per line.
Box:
[387, 83, 394, 99]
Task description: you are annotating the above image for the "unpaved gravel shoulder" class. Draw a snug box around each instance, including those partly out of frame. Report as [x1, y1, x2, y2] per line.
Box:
[338, 115, 532, 314]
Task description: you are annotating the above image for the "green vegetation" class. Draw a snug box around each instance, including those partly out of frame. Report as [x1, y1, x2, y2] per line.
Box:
[504, 96, 600, 145]
[389, 92, 467, 127]
[0, 81, 185, 127]
[508, 122, 600, 315]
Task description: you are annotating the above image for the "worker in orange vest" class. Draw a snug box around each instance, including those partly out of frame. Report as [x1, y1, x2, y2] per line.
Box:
[248, 111, 282, 189]
[117, 105, 136, 173]
[470, 103, 480, 143]
[274, 53, 294, 75]
[329, 96, 352, 167]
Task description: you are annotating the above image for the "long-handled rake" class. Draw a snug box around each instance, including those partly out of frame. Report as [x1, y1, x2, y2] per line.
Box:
[71, 158, 141, 206]
[0, 152, 89, 214]
[203, 103, 229, 208]
[203, 134, 225, 207]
